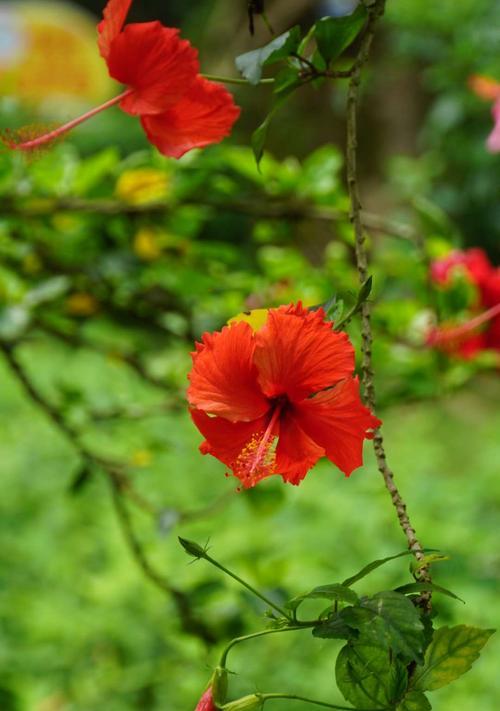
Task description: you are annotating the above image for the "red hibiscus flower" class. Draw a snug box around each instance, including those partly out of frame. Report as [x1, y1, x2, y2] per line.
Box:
[469, 74, 500, 153]
[187, 303, 380, 488]
[3, 0, 239, 158]
[428, 248, 500, 358]
[195, 687, 217, 711]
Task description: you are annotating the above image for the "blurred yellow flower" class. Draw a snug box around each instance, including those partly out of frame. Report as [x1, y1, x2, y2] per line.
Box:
[65, 292, 98, 316]
[115, 168, 170, 205]
[130, 449, 153, 467]
[133, 227, 163, 261]
[228, 308, 269, 332]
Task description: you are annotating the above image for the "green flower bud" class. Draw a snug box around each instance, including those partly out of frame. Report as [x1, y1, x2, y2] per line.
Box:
[222, 694, 263, 711]
[177, 536, 207, 559]
[211, 666, 228, 706]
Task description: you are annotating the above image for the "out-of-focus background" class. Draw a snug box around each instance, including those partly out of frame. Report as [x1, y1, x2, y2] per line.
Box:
[0, 1, 499, 709]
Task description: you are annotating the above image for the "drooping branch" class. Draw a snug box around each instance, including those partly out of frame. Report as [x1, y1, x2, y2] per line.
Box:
[344, 0, 430, 588]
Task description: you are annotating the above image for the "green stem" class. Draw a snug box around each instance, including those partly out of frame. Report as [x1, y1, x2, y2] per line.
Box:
[202, 73, 275, 86]
[220, 626, 309, 667]
[260, 693, 384, 710]
[202, 552, 291, 619]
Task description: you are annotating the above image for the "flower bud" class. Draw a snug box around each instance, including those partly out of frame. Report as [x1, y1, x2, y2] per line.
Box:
[222, 694, 263, 711]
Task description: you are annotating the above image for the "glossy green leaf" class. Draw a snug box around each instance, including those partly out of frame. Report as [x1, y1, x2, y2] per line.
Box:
[314, 5, 367, 65]
[397, 691, 432, 711]
[342, 550, 436, 588]
[394, 581, 464, 604]
[286, 583, 359, 613]
[412, 625, 495, 691]
[336, 642, 408, 709]
[235, 27, 301, 85]
[251, 93, 292, 167]
[346, 591, 426, 664]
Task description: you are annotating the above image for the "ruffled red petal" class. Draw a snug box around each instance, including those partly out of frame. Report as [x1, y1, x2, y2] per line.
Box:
[275, 411, 325, 485]
[188, 321, 269, 422]
[253, 304, 355, 402]
[293, 378, 381, 477]
[106, 22, 199, 115]
[190, 408, 268, 468]
[140, 77, 240, 159]
[97, 0, 133, 59]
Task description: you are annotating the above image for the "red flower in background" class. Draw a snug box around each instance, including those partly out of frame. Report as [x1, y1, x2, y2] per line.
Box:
[194, 688, 216, 711]
[428, 248, 500, 358]
[3, 0, 239, 158]
[469, 75, 500, 154]
[187, 303, 380, 488]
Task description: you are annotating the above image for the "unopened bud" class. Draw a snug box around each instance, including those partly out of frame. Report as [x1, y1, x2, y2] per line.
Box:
[178, 536, 207, 559]
[222, 694, 263, 711]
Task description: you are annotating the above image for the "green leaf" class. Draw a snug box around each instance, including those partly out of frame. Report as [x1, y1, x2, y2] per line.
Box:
[273, 67, 301, 95]
[412, 625, 495, 692]
[312, 614, 353, 641]
[346, 591, 426, 664]
[397, 691, 432, 711]
[394, 581, 464, 604]
[314, 5, 367, 65]
[235, 27, 301, 85]
[251, 93, 292, 167]
[286, 583, 359, 614]
[336, 642, 408, 709]
[342, 550, 436, 588]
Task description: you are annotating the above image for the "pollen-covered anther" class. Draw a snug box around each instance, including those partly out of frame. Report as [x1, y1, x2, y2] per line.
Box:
[233, 431, 277, 488]
[0, 124, 62, 157]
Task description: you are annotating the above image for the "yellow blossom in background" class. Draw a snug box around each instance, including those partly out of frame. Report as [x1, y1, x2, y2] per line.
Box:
[115, 168, 170, 206]
[130, 449, 153, 467]
[65, 292, 98, 316]
[228, 308, 269, 332]
[133, 227, 163, 261]
[0, 2, 113, 103]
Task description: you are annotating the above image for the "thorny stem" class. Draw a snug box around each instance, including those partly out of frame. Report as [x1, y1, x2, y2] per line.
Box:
[7, 90, 133, 151]
[344, 0, 431, 595]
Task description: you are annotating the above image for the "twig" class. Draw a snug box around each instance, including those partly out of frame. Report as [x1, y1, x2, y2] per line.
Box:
[2, 196, 418, 243]
[344, 0, 431, 595]
[109, 481, 216, 645]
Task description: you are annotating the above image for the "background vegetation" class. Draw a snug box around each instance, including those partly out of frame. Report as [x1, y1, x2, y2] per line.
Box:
[0, 1, 499, 709]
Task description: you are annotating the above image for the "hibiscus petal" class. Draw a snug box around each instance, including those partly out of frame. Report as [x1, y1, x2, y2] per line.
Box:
[97, 0, 133, 59]
[254, 305, 355, 402]
[275, 411, 325, 485]
[188, 321, 269, 422]
[194, 687, 216, 711]
[190, 409, 268, 469]
[294, 378, 381, 477]
[106, 22, 199, 115]
[487, 98, 500, 154]
[140, 77, 240, 159]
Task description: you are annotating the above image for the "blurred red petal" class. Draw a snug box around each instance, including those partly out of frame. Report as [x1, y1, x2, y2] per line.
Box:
[188, 321, 269, 422]
[141, 77, 240, 158]
[294, 378, 380, 477]
[106, 22, 199, 114]
[97, 0, 133, 58]
[254, 305, 355, 402]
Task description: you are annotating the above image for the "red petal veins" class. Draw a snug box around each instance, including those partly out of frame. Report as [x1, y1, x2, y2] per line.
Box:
[97, 0, 133, 58]
[188, 321, 269, 422]
[106, 22, 199, 115]
[254, 305, 355, 402]
[293, 378, 381, 477]
[275, 411, 325, 485]
[190, 408, 268, 470]
[194, 687, 216, 711]
[140, 77, 240, 159]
